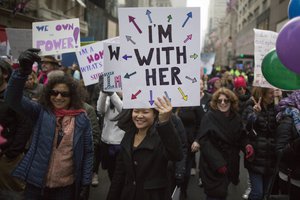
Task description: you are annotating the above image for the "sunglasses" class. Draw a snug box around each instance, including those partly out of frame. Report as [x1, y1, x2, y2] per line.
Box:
[49, 90, 71, 97]
[237, 87, 246, 91]
[217, 99, 230, 104]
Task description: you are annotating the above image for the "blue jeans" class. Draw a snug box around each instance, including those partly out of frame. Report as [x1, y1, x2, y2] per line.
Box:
[248, 170, 272, 200]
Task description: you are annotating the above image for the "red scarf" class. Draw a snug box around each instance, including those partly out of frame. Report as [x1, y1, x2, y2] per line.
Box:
[54, 109, 86, 117]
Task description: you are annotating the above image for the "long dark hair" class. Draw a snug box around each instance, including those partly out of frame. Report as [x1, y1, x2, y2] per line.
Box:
[39, 75, 84, 110]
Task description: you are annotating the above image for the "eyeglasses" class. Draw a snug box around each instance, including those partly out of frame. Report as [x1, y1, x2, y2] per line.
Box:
[49, 90, 71, 97]
[217, 98, 230, 104]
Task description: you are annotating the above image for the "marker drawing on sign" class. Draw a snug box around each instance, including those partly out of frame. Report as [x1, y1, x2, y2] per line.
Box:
[164, 91, 171, 102]
[167, 15, 172, 22]
[190, 53, 198, 59]
[185, 76, 197, 83]
[129, 16, 142, 34]
[131, 90, 142, 100]
[73, 27, 80, 48]
[124, 71, 137, 79]
[122, 54, 132, 60]
[182, 12, 192, 28]
[184, 34, 192, 43]
[178, 87, 188, 101]
[149, 90, 154, 105]
[146, 10, 152, 23]
[126, 35, 136, 45]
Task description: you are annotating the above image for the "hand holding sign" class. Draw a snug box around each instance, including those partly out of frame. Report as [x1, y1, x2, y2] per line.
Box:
[154, 96, 172, 123]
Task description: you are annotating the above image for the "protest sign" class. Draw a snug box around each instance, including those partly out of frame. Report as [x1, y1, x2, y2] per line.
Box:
[253, 29, 278, 88]
[6, 28, 32, 59]
[119, 7, 201, 108]
[76, 37, 119, 86]
[32, 18, 80, 56]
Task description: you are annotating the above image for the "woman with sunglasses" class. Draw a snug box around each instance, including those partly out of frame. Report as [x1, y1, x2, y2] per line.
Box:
[198, 87, 246, 200]
[5, 49, 93, 200]
[242, 87, 277, 200]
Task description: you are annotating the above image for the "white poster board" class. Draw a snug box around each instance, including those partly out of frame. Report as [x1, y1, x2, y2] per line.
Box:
[76, 37, 119, 86]
[103, 40, 123, 92]
[32, 18, 80, 56]
[253, 29, 278, 88]
[6, 28, 32, 59]
[119, 7, 201, 108]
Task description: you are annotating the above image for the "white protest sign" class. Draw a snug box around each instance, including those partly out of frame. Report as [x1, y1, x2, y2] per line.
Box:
[103, 40, 123, 92]
[253, 29, 278, 88]
[6, 28, 32, 59]
[119, 7, 201, 108]
[32, 18, 80, 56]
[76, 37, 119, 86]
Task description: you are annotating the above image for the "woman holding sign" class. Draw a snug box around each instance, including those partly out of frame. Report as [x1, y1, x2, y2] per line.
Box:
[106, 96, 183, 200]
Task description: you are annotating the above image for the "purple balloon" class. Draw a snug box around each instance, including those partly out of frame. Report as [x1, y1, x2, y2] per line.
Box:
[276, 16, 300, 74]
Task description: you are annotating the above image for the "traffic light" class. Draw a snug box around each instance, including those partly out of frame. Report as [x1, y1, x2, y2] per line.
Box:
[238, 54, 254, 59]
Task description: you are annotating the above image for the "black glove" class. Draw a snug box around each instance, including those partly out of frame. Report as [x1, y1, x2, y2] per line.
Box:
[292, 137, 300, 152]
[18, 48, 41, 75]
[175, 173, 184, 187]
[79, 185, 90, 200]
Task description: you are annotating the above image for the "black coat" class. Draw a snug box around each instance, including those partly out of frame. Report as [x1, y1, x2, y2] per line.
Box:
[276, 116, 300, 180]
[243, 101, 277, 175]
[198, 110, 245, 198]
[107, 120, 183, 200]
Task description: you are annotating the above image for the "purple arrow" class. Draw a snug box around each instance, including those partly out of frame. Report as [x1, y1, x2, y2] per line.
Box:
[126, 35, 136, 45]
[122, 54, 132, 60]
[184, 34, 192, 43]
[146, 9, 152, 23]
[129, 16, 142, 34]
[182, 12, 192, 27]
[149, 90, 154, 105]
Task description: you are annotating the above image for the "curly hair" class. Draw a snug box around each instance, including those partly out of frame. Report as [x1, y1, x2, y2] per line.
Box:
[210, 87, 239, 113]
[38, 75, 84, 110]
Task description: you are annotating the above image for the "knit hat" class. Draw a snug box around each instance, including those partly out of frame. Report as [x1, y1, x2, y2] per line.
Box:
[234, 76, 246, 89]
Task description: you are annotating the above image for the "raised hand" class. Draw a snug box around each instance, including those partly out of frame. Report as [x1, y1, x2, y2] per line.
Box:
[154, 96, 172, 123]
[251, 96, 262, 113]
[18, 48, 41, 75]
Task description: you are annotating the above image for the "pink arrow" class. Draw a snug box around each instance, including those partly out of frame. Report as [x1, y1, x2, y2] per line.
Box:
[184, 34, 192, 43]
[131, 90, 142, 99]
[129, 16, 142, 34]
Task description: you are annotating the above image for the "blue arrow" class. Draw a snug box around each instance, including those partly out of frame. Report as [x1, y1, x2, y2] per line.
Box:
[164, 91, 171, 102]
[146, 9, 152, 23]
[182, 12, 192, 27]
[122, 54, 132, 60]
[149, 90, 154, 105]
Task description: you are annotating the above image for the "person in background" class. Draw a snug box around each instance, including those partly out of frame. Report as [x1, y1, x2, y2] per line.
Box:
[5, 49, 93, 200]
[207, 77, 221, 94]
[242, 87, 277, 200]
[106, 96, 183, 200]
[0, 60, 32, 194]
[198, 87, 245, 200]
[37, 55, 60, 85]
[276, 90, 300, 200]
[23, 71, 43, 101]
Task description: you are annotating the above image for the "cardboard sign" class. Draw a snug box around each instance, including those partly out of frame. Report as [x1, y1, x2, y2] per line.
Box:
[76, 37, 119, 86]
[119, 7, 201, 108]
[253, 29, 278, 88]
[32, 18, 80, 56]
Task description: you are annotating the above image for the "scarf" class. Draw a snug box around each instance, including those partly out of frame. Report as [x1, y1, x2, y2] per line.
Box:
[54, 109, 86, 117]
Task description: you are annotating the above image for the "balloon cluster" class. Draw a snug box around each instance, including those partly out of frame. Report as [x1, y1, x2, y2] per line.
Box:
[262, 0, 300, 90]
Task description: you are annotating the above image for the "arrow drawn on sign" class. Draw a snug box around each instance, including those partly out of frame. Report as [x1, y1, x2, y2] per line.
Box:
[185, 76, 197, 83]
[129, 16, 142, 34]
[190, 53, 198, 59]
[126, 35, 136, 45]
[146, 9, 152, 23]
[122, 54, 132, 60]
[149, 90, 154, 105]
[124, 71, 137, 79]
[167, 14, 172, 22]
[164, 91, 171, 102]
[182, 12, 192, 27]
[131, 90, 141, 100]
[178, 87, 188, 101]
[184, 34, 192, 43]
